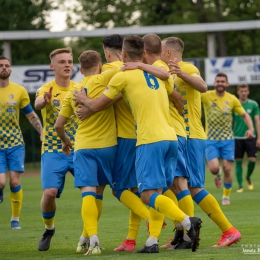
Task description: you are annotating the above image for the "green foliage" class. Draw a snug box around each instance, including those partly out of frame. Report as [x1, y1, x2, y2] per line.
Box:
[0, 0, 67, 65]
[1, 168, 260, 259]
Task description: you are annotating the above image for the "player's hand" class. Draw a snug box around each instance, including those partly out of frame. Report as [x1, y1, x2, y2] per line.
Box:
[76, 104, 93, 120]
[121, 62, 139, 71]
[256, 138, 260, 148]
[43, 86, 53, 103]
[245, 129, 254, 139]
[168, 59, 182, 77]
[73, 86, 87, 106]
[62, 136, 72, 156]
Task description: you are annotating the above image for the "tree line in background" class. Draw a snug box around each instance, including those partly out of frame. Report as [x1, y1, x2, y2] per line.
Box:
[1, 0, 260, 162]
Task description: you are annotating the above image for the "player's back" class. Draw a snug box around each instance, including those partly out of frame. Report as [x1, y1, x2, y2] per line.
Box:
[64, 74, 117, 151]
[108, 69, 177, 146]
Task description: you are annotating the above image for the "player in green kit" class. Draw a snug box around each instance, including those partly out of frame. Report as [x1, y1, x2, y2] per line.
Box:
[233, 84, 260, 192]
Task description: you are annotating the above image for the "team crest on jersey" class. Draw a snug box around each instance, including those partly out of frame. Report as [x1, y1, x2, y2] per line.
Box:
[247, 109, 252, 113]
[53, 100, 60, 106]
[105, 86, 109, 91]
[212, 102, 217, 107]
[225, 101, 229, 104]
[9, 94, 14, 99]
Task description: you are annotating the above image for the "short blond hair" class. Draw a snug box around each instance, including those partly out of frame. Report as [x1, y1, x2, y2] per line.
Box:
[78, 50, 102, 71]
[49, 47, 72, 61]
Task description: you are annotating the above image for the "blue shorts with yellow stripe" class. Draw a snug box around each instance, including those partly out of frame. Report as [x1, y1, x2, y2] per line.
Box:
[74, 146, 117, 188]
[113, 138, 137, 191]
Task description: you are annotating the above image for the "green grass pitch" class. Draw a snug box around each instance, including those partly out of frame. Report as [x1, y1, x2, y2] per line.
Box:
[1, 165, 260, 260]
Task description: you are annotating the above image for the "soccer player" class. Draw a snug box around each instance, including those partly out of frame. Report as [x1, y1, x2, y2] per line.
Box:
[35, 47, 77, 251]
[55, 50, 120, 256]
[73, 35, 202, 253]
[102, 34, 150, 252]
[0, 55, 42, 229]
[201, 73, 254, 204]
[141, 33, 194, 250]
[161, 37, 242, 247]
[233, 84, 260, 192]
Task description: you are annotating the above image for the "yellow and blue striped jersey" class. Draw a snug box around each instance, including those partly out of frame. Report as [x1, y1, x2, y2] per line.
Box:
[174, 61, 206, 139]
[104, 69, 177, 146]
[102, 61, 136, 139]
[0, 82, 31, 149]
[153, 60, 186, 138]
[36, 80, 78, 154]
[201, 90, 245, 140]
[60, 69, 118, 151]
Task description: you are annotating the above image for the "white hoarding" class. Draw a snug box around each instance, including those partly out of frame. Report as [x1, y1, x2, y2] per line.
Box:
[205, 55, 260, 86]
[9, 64, 84, 93]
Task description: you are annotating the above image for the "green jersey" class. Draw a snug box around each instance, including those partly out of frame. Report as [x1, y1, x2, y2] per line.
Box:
[233, 99, 259, 139]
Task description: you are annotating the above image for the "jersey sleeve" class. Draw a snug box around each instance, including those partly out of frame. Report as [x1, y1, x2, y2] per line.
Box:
[253, 102, 260, 117]
[59, 89, 74, 118]
[103, 72, 126, 100]
[20, 87, 31, 109]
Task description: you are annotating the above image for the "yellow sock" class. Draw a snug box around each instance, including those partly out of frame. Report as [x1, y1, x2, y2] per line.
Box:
[96, 196, 103, 220]
[10, 185, 23, 218]
[127, 210, 141, 240]
[151, 193, 186, 223]
[82, 224, 88, 238]
[82, 192, 98, 237]
[194, 189, 232, 232]
[223, 183, 232, 197]
[118, 190, 149, 222]
[149, 207, 164, 238]
[176, 190, 194, 217]
[42, 211, 55, 228]
[162, 188, 178, 206]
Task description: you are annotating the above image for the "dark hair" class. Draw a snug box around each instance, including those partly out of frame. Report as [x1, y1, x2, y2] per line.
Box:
[102, 34, 123, 51]
[123, 35, 144, 60]
[0, 55, 10, 62]
[215, 72, 228, 81]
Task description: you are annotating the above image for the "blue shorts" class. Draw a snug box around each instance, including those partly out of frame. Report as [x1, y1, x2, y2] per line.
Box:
[41, 151, 74, 197]
[135, 140, 178, 193]
[186, 139, 206, 188]
[206, 139, 234, 161]
[113, 138, 137, 191]
[74, 146, 117, 188]
[175, 136, 189, 179]
[0, 145, 25, 173]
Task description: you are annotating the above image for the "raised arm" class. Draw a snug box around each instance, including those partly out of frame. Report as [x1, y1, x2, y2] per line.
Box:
[35, 87, 53, 110]
[168, 59, 207, 93]
[122, 62, 169, 80]
[73, 88, 114, 113]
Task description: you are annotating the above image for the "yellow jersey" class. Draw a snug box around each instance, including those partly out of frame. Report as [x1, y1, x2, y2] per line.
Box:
[153, 60, 186, 138]
[60, 70, 117, 151]
[36, 80, 78, 154]
[0, 82, 31, 149]
[174, 61, 206, 139]
[102, 61, 136, 139]
[201, 90, 245, 140]
[104, 69, 177, 146]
